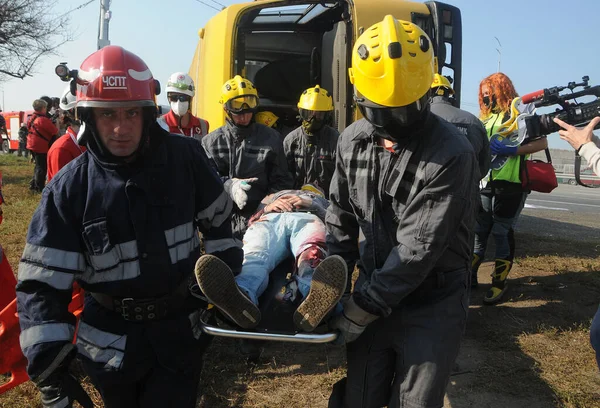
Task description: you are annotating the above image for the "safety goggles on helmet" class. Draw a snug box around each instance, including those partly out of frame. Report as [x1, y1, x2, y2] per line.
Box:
[168, 94, 191, 102]
[167, 81, 194, 93]
[299, 109, 328, 121]
[225, 95, 259, 113]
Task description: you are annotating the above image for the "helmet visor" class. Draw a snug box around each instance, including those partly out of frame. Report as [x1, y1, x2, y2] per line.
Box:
[225, 95, 259, 112]
[356, 92, 429, 128]
[299, 109, 328, 121]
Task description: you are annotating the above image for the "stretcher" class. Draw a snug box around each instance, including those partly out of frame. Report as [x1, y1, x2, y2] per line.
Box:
[198, 257, 339, 344]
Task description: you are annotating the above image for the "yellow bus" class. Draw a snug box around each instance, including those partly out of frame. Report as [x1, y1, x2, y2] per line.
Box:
[189, 0, 463, 132]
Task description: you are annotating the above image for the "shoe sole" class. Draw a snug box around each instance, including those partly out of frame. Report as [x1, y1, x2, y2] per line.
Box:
[194, 255, 261, 329]
[293, 255, 348, 332]
[483, 283, 508, 305]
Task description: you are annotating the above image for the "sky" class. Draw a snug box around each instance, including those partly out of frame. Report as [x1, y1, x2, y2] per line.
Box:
[1, 0, 598, 149]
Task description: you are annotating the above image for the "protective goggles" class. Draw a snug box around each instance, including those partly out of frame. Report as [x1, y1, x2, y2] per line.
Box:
[168, 94, 191, 102]
[167, 82, 194, 92]
[299, 109, 328, 121]
[225, 95, 258, 113]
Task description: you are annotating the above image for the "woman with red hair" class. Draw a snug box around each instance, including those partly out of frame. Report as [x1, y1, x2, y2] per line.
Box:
[472, 72, 548, 304]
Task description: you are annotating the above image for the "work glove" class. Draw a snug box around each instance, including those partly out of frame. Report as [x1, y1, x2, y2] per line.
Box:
[329, 296, 379, 344]
[229, 177, 258, 209]
[37, 371, 93, 408]
[490, 139, 518, 156]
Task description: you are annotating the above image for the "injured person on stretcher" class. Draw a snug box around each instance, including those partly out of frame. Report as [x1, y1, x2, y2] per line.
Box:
[195, 185, 347, 332]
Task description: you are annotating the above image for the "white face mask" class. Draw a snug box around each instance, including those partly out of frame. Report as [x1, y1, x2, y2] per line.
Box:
[171, 101, 189, 117]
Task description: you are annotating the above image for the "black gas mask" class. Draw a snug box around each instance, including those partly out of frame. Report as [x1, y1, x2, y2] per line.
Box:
[357, 92, 430, 141]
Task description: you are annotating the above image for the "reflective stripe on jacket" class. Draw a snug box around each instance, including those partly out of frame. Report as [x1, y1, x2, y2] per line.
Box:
[17, 127, 240, 379]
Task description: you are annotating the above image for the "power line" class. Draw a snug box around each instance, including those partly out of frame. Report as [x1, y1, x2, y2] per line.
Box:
[194, 0, 222, 12]
[55, 0, 96, 20]
[207, 0, 226, 9]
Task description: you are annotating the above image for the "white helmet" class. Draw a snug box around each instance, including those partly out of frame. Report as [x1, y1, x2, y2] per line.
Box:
[166, 72, 195, 98]
[59, 85, 77, 111]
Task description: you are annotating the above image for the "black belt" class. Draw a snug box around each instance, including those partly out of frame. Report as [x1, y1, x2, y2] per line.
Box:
[90, 278, 190, 322]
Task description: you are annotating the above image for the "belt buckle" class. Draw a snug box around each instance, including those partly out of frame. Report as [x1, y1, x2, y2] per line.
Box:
[120, 297, 134, 320]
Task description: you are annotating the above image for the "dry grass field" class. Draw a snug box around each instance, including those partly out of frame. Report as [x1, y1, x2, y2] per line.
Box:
[1, 154, 599, 407]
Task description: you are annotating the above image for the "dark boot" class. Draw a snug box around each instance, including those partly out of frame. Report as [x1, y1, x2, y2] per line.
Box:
[483, 258, 512, 305]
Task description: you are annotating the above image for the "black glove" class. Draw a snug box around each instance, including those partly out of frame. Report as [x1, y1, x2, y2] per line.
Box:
[329, 296, 379, 344]
[38, 371, 93, 408]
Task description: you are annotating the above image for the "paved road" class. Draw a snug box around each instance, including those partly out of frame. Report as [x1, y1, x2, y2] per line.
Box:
[526, 183, 600, 214]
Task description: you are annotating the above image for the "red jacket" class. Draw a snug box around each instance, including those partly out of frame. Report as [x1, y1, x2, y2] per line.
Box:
[26, 113, 58, 154]
[47, 127, 86, 181]
[159, 110, 209, 140]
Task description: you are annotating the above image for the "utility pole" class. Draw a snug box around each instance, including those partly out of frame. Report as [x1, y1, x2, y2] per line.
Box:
[97, 0, 112, 50]
[494, 36, 502, 73]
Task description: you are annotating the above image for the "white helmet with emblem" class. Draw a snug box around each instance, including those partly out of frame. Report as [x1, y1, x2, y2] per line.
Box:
[166, 72, 195, 98]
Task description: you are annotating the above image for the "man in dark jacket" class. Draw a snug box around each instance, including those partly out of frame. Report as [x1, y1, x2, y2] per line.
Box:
[283, 85, 339, 196]
[430, 73, 490, 179]
[202, 75, 293, 239]
[16, 45, 242, 408]
[325, 16, 478, 408]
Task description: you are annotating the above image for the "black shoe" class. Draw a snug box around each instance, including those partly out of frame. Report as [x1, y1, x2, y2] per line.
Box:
[195, 255, 261, 329]
[293, 255, 347, 332]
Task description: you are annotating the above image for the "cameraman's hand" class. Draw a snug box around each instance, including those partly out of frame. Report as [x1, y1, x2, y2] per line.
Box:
[38, 372, 93, 408]
[490, 139, 518, 156]
[555, 116, 600, 151]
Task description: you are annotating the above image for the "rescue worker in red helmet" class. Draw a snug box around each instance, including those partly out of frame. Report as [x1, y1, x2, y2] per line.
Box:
[325, 17, 478, 407]
[157, 72, 209, 141]
[202, 75, 293, 239]
[16, 45, 241, 408]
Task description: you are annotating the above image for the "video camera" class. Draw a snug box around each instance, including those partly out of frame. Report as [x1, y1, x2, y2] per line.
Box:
[522, 76, 600, 138]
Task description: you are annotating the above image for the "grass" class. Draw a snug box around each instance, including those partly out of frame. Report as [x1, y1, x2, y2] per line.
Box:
[1, 153, 600, 407]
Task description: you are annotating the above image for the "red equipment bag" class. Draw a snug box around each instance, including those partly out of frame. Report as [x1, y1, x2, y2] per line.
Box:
[521, 148, 558, 193]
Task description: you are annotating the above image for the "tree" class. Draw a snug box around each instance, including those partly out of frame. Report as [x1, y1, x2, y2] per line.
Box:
[0, 0, 72, 80]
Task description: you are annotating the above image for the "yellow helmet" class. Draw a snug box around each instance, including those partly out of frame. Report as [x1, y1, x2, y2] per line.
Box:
[348, 16, 434, 107]
[255, 111, 279, 127]
[297, 85, 333, 111]
[301, 183, 325, 198]
[431, 74, 454, 95]
[219, 75, 259, 113]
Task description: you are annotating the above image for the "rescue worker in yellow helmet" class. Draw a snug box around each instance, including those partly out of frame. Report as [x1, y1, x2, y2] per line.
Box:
[324, 16, 478, 408]
[429, 73, 490, 180]
[283, 85, 339, 196]
[202, 75, 293, 239]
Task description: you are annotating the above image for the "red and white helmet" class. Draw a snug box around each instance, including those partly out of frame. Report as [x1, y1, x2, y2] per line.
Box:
[59, 85, 77, 111]
[166, 72, 195, 98]
[76, 45, 159, 108]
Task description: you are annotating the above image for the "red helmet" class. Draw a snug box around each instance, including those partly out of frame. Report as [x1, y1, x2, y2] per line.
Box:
[76, 45, 159, 108]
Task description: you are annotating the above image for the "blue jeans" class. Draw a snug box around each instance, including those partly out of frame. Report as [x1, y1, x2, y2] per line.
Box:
[591, 305, 600, 370]
[473, 188, 528, 260]
[236, 212, 327, 305]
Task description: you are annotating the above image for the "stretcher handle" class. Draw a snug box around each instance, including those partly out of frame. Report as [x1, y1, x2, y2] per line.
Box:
[200, 323, 338, 343]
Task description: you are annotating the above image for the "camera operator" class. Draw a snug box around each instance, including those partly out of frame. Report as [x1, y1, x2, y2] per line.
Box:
[554, 116, 600, 177]
[554, 115, 600, 370]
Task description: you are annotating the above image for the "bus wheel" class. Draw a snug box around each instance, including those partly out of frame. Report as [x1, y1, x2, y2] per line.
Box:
[1, 140, 9, 154]
[569, 179, 577, 186]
